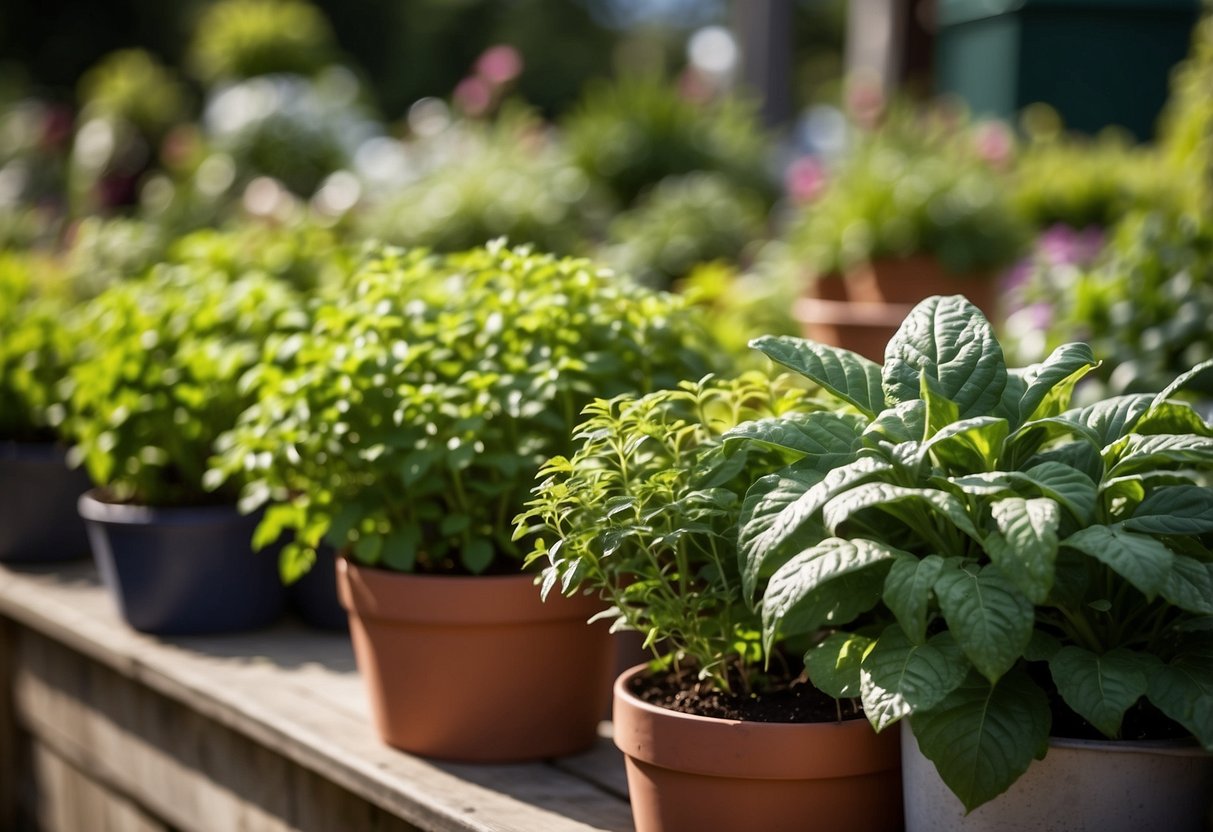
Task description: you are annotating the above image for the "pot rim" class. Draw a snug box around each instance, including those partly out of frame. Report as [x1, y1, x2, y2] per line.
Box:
[613, 663, 901, 780]
[336, 557, 604, 625]
[1047, 733, 1207, 756]
[78, 489, 248, 527]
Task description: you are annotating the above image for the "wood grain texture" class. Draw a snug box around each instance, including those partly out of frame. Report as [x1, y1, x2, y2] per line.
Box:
[0, 563, 634, 832]
[30, 741, 167, 832]
[0, 616, 18, 830]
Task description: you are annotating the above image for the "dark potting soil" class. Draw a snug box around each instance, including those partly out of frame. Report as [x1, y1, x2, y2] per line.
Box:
[629, 667, 865, 724]
[1049, 696, 1193, 743]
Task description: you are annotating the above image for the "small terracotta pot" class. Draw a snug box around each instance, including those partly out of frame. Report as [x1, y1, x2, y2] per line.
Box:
[613, 665, 903, 832]
[843, 256, 998, 319]
[337, 558, 613, 762]
[793, 297, 909, 362]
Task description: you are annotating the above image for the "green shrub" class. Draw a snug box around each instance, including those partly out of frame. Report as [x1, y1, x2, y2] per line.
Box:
[188, 0, 337, 84]
[212, 242, 722, 579]
[77, 49, 188, 140]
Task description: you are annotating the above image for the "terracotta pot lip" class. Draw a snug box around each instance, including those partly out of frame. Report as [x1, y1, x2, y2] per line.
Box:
[337, 557, 603, 624]
[78, 489, 247, 527]
[794, 296, 913, 327]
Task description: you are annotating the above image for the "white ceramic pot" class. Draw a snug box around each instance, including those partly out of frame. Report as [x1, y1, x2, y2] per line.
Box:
[902, 720, 1213, 832]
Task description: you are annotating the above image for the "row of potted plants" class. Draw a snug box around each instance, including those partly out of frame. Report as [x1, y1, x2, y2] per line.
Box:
[3, 220, 1212, 830]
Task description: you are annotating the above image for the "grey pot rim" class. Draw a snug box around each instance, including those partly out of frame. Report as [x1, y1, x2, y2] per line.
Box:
[78, 488, 248, 527]
[1047, 733, 1206, 757]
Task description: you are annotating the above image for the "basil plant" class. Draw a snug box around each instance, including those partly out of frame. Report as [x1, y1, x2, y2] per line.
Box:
[736, 295, 1213, 810]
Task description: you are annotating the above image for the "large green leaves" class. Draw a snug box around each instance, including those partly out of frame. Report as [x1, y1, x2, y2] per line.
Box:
[984, 498, 1059, 604]
[859, 626, 970, 732]
[760, 537, 900, 648]
[1049, 647, 1150, 738]
[1057, 394, 1154, 447]
[722, 410, 864, 464]
[750, 335, 885, 417]
[884, 554, 946, 644]
[1148, 651, 1213, 750]
[882, 295, 1008, 418]
[822, 482, 981, 549]
[1063, 525, 1174, 599]
[934, 563, 1034, 683]
[910, 668, 1051, 813]
[1013, 342, 1098, 424]
[1104, 434, 1213, 478]
[1125, 486, 1213, 535]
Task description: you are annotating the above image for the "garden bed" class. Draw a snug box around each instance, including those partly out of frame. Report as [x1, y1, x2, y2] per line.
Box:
[0, 562, 633, 832]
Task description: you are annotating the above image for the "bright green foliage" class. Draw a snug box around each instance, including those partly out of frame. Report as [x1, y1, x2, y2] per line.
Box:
[1024, 212, 1213, 398]
[77, 49, 188, 139]
[1161, 0, 1213, 211]
[63, 262, 304, 506]
[738, 294, 1213, 810]
[213, 242, 720, 581]
[188, 0, 337, 84]
[359, 112, 600, 256]
[516, 373, 822, 692]
[0, 252, 78, 442]
[604, 172, 768, 290]
[790, 108, 1029, 275]
[563, 77, 773, 209]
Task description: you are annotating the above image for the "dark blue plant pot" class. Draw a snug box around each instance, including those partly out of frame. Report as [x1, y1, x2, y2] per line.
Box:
[288, 543, 347, 631]
[0, 441, 91, 563]
[78, 491, 285, 635]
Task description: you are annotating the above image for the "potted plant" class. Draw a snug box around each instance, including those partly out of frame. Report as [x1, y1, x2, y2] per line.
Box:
[739, 294, 1213, 830]
[789, 105, 1028, 360]
[0, 251, 91, 562]
[211, 241, 720, 761]
[517, 372, 903, 832]
[63, 259, 303, 634]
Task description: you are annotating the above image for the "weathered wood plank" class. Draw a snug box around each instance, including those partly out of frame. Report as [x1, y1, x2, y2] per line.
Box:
[30, 741, 167, 832]
[0, 564, 634, 832]
[0, 615, 18, 830]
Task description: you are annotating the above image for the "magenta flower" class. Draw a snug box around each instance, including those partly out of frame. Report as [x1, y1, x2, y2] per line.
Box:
[786, 156, 828, 204]
[475, 45, 523, 86]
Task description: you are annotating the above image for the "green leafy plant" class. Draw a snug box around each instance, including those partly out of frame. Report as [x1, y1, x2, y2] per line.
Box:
[63, 262, 304, 506]
[0, 252, 78, 442]
[791, 108, 1029, 275]
[1161, 0, 1213, 212]
[1019, 211, 1213, 399]
[188, 0, 338, 84]
[562, 77, 774, 209]
[604, 172, 767, 290]
[736, 294, 1213, 810]
[516, 372, 820, 692]
[77, 49, 188, 141]
[211, 241, 721, 581]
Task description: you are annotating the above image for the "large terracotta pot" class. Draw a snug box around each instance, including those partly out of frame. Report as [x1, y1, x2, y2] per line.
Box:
[793, 297, 908, 363]
[613, 664, 903, 832]
[337, 558, 613, 762]
[0, 441, 91, 562]
[843, 256, 998, 317]
[902, 721, 1213, 832]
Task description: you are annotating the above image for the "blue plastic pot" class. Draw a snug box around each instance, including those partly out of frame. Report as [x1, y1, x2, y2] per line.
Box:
[0, 441, 91, 563]
[78, 491, 285, 635]
[288, 543, 347, 631]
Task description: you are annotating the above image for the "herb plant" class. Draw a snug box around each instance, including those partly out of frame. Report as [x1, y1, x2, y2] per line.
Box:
[516, 373, 819, 693]
[63, 262, 304, 506]
[736, 294, 1213, 810]
[211, 242, 720, 581]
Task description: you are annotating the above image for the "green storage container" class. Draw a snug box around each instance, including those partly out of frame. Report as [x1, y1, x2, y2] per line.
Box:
[936, 0, 1201, 139]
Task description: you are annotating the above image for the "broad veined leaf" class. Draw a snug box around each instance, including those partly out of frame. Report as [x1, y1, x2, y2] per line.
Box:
[723, 410, 864, 464]
[749, 335, 885, 417]
[805, 631, 872, 699]
[761, 537, 899, 649]
[1024, 439, 1105, 486]
[934, 562, 1034, 682]
[1152, 358, 1213, 411]
[984, 497, 1059, 604]
[921, 371, 960, 438]
[1049, 646, 1150, 738]
[882, 295, 1008, 418]
[860, 626, 969, 732]
[922, 416, 1009, 474]
[862, 400, 926, 447]
[1104, 434, 1213, 478]
[738, 457, 891, 603]
[1159, 555, 1213, 615]
[1062, 525, 1174, 598]
[942, 471, 1016, 497]
[1148, 653, 1213, 750]
[1057, 394, 1154, 447]
[992, 371, 1028, 426]
[1132, 402, 1213, 438]
[822, 482, 981, 545]
[884, 553, 946, 644]
[910, 668, 1051, 812]
[1004, 416, 1101, 469]
[1016, 462, 1098, 525]
[1125, 486, 1213, 535]
[1015, 343, 1099, 425]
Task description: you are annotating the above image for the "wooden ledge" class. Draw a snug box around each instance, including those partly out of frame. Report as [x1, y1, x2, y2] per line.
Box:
[0, 562, 633, 832]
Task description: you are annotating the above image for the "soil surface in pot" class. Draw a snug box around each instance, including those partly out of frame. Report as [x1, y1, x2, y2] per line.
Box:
[629, 666, 864, 723]
[1032, 666, 1191, 742]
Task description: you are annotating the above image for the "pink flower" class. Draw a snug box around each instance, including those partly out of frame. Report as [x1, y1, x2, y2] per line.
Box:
[475, 45, 523, 86]
[453, 76, 494, 118]
[973, 120, 1015, 170]
[786, 156, 828, 204]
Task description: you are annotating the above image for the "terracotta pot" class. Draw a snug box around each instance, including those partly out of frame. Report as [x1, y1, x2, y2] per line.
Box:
[337, 558, 613, 762]
[902, 721, 1213, 832]
[793, 297, 908, 362]
[613, 664, 903, 832]
[844, 256, 998, 319]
